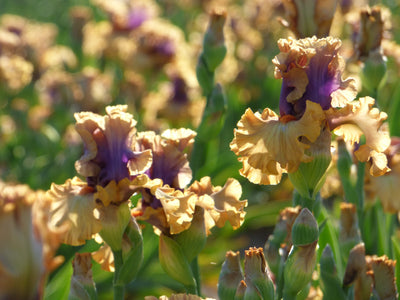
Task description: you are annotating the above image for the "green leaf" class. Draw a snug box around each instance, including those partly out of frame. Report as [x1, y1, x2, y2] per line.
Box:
[44, 259, 73, 300]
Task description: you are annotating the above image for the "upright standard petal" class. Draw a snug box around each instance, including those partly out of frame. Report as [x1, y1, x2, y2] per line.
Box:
[136, 130, 192, 189]
[74, 105, 152, 188]
[273, 37, 357, 117]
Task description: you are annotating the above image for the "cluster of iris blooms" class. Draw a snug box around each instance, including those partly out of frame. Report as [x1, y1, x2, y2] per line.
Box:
[2, 0, 400, 299]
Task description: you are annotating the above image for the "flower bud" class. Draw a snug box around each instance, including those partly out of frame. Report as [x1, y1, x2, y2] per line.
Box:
[291, 208, 319, 247]
[159, 233, 196, 290]
[283, 208, 318, 298]
[264, 206, 301, 275]
[280, 0, 337, 38]
[244, 248, 275, 300]
[283, 242, 318, 299]
[69, 253, 97, 300]
[343, 243, 373, 300]
[339, 202, 361, 264]
[234, 280, 246, 300]
[218, 251, 243, 300]
[202, 9, 227, 73]
[319, 245, 346, 300]
[361, 50, 387, 92]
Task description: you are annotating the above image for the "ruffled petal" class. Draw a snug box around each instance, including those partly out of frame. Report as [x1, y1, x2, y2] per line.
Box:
[237, 158, 282, 185]
[161, 128, 197, 152]
[230, 100, 325, 185]
[154, 187, 197, 235]
[47, 177, 101, 246]
[189, 177, 247, 234]
[94, 178, 133, 206]
[365, 144, 400, 213]
[92, 240, 115, 272]
[327, 96, 391, 175]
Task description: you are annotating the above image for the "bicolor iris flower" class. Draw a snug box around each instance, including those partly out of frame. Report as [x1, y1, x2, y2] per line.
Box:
[231, 36, 390, 186]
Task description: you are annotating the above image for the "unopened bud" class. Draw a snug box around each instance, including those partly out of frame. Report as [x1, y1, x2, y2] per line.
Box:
[283, 241, 318, 299]
[202, 9, 227, 72]
[69, 253, 97, 300]
[361, 50, 387, 93]
[343, 243, 373, 300]
[357, 6, 384, 59]
[283, 209, 318, 298]
[339, 202, 361, 264]
[218, 251, 243, 300]
[235, 280, 246, 300]
[291, 208, 319, 247]
[264, 206, 301, 275]
[244, 248, 275, 300]
[319, 245, 346, 300]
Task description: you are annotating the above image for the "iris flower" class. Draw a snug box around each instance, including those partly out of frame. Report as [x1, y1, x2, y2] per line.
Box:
[132, 129, 247, 235]
[231, 36, 390, 186]
[47, 105, 153, 245]
[0, 181, 65, 299]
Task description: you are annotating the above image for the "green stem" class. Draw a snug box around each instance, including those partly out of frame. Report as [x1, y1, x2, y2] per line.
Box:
[191, 257, 201, 296]
[355, 162, 366, 234]
[112, 249, 125, 300]
[387, 213, 396, 259]
[375, 202, 386, 256]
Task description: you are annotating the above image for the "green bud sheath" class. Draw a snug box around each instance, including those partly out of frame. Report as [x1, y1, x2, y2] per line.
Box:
[115, 218, 143, 285]
[99, 203, 131, 252]
[283, 209, 318, 299]
[319, 245, 346, 300]
[159, 233, 196, 290]
[196, 56, 214, 97]
[173, 207, 207, 263]
[288, 128, 331, 199]
[283, 242, 317, 300]
[360, 50, 387, 93]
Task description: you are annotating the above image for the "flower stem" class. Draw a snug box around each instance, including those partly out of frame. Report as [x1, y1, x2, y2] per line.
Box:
[191, 257, 201, 296]
[112, 249, 125, 300]
[355, 161, 366, 232]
